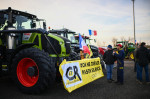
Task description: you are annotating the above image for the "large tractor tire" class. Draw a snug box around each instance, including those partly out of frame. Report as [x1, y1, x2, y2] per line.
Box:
[11, 48, 56, 94]
[98, 54, 106, 69]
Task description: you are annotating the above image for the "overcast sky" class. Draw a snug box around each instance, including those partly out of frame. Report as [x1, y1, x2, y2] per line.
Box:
[1, 0, 150, 46]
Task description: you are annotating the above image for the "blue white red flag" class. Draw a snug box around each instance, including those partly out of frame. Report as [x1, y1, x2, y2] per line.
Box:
[88, 29, 97, 36]
[79, 33, 91, 55]
[88, 29, 92, 36]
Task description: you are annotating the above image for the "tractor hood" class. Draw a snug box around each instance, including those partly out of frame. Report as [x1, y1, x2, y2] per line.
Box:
[90, 45, 98, 51]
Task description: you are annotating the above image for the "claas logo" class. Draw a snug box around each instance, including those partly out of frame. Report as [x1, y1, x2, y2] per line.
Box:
[65, 66, 82, 81]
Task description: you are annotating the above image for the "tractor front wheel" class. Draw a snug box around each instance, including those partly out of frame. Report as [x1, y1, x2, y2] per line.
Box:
[11, 48, 56, 94]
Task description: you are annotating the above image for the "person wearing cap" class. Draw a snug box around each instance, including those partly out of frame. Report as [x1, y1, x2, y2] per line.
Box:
[103, 45, 115, 83]
[136, 42, 150, 84]
[114, 44, 125, 85]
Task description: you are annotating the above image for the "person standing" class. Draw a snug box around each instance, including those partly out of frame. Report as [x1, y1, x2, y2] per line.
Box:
[136, 42, 150, 84]
[103, 45, 115, 83]
[114, 44, 125, 85]
[133, 44, 140, 72]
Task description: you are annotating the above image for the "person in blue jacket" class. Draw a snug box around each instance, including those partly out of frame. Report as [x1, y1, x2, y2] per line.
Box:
[114, 44, 125, 85]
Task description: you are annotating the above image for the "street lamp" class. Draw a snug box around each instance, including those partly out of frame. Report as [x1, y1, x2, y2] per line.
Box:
[131, 0, 136, 44]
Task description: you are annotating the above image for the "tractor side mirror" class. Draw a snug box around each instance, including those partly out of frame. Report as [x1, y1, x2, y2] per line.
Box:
[31, 22, 36, 28]
[43, 22, 46, 30]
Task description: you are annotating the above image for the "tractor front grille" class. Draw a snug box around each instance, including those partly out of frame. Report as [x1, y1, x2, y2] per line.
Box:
[41, 35, 61, 55]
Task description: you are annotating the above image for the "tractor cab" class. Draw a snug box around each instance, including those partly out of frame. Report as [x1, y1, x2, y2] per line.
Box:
[0, 7, 47, 50]
[0, 7, 46, 30]
[75, 35, 99, 57]
[84, 36, 95, 45]
[84, 36, 91, 44]
[49, 28, 81, 60]
[49, 28, 77, 44]
[75, 35, 95, 45]
[116, 41, 135, 48]
[49, 28, 81, 53]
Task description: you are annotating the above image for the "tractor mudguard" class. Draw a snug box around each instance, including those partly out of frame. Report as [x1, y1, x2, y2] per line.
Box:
[14, 43, 35, 54]
[8, 43, 35, 69]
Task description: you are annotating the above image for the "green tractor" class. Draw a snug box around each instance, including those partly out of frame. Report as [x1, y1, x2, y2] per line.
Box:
[49, 28, 81, 60]
[115, 41, 135, 59]
[49, 28, 102, 60]
[0, 7, 72, 93]
[49, 29, 105, 68]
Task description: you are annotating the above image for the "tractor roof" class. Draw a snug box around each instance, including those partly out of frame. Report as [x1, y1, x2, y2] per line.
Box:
[0, 7, 37, 19]
[75, 35, 84, 38]
[128, 43, 134, 45]
[84, 36, 90, 39]
[117, 41, 128, 43]
[75, 35, 92, 40]
[49, 28, 76, 34]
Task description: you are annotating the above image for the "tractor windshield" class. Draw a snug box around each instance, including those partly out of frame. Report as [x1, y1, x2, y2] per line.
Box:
[85, 39, 90, 44]
[0, 13, 45, 30]
[117, 42, 123, 45]
[128, 43, 134, 47]
[0, 13, 8, 30]
[13, 15, 45, 30]
[13, 15, 32, 30]
[67, 33, 76, 43]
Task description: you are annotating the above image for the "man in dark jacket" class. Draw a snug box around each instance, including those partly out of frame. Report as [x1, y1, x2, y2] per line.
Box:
[103, 45, 115, 83]
[136, 42, 149, 84]
[134, 44, 140, 72]
[114, 44, 125, 85]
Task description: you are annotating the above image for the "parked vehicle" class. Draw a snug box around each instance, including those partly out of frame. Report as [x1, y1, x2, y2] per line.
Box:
[114, 41, 135, 59]
[0, 7, 72, 93]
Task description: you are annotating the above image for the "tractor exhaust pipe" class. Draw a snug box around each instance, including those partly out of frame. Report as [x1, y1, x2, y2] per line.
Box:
[7, 27, 17, 49]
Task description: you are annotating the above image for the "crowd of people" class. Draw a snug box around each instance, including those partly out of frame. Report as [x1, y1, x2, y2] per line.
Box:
[103, 42, 150, 85]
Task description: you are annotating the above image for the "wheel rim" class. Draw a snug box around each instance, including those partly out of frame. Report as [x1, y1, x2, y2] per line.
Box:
[130, 53, 134, 59]
[17, 58, 39, 87]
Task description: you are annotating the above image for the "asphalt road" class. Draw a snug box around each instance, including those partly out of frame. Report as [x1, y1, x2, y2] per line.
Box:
[0, 61, 150, 99]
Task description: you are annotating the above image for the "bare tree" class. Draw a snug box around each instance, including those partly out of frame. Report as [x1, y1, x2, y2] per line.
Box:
[97, 40, 101, 47]
[103, 41, 106, 46]
[112, 37, 118, 47]
[128, 36, 134, 43]
[128, 36, 131, 42]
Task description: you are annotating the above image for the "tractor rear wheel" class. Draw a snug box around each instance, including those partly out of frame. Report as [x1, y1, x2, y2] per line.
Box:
[11, 48, 56, 94]
[98, 54, 106, 69]
[129, 52, 134, 60]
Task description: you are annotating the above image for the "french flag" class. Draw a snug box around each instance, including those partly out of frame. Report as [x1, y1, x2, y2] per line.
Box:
[79, 33, 91, 55]
[88, 29, 97, 36]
